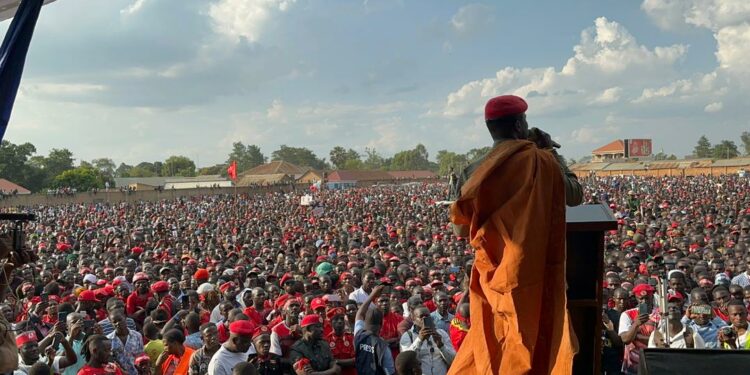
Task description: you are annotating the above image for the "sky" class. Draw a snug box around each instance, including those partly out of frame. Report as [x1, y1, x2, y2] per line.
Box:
[2, 0, 749, 167]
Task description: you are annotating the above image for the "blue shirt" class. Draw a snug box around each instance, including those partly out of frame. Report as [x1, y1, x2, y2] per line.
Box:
[107, 329, 145, 375]
[185, 332, 203, 350]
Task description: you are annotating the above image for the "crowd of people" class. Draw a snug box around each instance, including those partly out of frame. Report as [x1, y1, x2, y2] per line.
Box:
[0, 173, 747, 375]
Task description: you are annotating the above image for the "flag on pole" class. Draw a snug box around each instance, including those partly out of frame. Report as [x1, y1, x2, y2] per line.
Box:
[0, 0, 45, 142]
[227, 161, 237, 181]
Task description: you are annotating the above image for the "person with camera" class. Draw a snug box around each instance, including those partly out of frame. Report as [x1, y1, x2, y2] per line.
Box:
[618, 283, 659, 374]
[399, 305, 454, 375]
[648, 296, 704, 348]
[718, 301, 750, 349]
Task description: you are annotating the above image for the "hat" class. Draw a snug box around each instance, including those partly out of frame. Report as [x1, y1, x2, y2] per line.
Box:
[284, 298, 301, 310]
[78, 290, 100, 302]
[310, 297, 326, 311]
[229, 320, 256, 336]
[132, 272, 149, 283]
[131, 246, 144, 255]
[667, 292, 684, 302]
[326, 307, 345, 319]
[151, 281, 169, 293]
[339, 272, 352, 280]
[280, 273, 294, 286]
[315, 262, 333, 276]
[15, 331, 37, 348]
[252, 325, 270, 340]
[632, 284, 655, 297]
[300, 314, 322, 328]
[219, 282, 235, 293]
[484, 95, 528, 121]
[197, 283, 215, 295]
[194, 268, 209, 281]
[83, 274, 98, 284]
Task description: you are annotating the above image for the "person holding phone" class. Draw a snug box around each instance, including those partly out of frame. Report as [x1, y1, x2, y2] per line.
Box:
[618, 283, 659, 374]
[399, 306, 455, 375]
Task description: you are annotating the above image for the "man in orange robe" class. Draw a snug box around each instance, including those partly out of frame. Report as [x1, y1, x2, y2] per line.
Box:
[448, 95, 582, 375]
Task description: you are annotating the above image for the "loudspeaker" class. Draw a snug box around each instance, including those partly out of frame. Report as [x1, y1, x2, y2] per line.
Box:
[638, 348, 750, 374]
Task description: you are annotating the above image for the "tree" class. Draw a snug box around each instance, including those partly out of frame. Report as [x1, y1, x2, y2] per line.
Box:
[741, 131, 750, 156]
[91, 158, 116, 179]
[162, 156, 196, 177]
[227, 142, 266, 173]
[198, 164, 227, 176]
[653, 152, 677, 161]
[52, 167, 109, 191]
[389, 144, 433, 171]
[44, 148, 75, 177]
[115, 163, 133, 177]
[712, 140, 739, 159]
[363, 148, 386, 170]
[329, 146, 361, 169]
[127, 167, 155, 177]
[466, 146, 493, 163]
[271, 145, 327, 170]
[693, 135, 712, 158]
[435, 150, 468, 176]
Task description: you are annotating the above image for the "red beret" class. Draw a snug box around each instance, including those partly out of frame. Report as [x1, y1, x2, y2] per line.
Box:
[252, 325, 270, 340]
[229, 320, 256, 336]
[280, 273, 294, 286]
[151, 281, 169, 293]
[315, 255, 328, 263]
[667, 292, 684, 302]
[632, 284, 655, 297]
[310, 297, 326, 311]
[194, 268, 209, 281]
[15, 331, 37, 348]
[131, 246, 144, 255]
[327, 307, 345, 319]
[219, 282, 235, 293]
[484, 95, 528, 121]
[78, 290, 100, 303]
[339, 272, 352, 280]
[300, 314, 322, 328]
[133, 272, 149, 283]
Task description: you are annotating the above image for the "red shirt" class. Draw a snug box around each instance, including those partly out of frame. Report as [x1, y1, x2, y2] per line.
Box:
[424, 300, 437, 312]
[380, 312, 403, 359]
[217, 322, 230, 343]
[243, 306, 266, 326]
[449, 315, 470, 351]
[324, 331, 355, 375]
[77, 363, 124, 375]
[126, 291, 153, 316]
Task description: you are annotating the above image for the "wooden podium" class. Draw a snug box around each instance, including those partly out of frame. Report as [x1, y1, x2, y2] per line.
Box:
[566, 204, 617, 374]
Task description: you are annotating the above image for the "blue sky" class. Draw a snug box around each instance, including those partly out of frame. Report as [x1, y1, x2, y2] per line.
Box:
[2, 0, 748, 166]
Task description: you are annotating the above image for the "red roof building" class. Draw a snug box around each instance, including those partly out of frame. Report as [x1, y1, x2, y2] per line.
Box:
[592, 140, 625, 162]
[0, 178, 30, 194]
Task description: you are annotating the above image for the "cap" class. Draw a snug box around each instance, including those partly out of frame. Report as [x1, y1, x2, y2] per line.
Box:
[132, 272, 149, 283]
[131, 246, 144, 255]
[83, 274, 98, 284]
[252, 325, 270, 340]
[280, 273, 294, 286]
[300, 314, 322, 328]
[484, 95, 528, 121]
[229, 320, 256, 336]
[194, 268, 209, 281]
[78, 290, 100, 302]
[219, 282, 235, 293]
[632, 284, 655, 297]
[197, 283, 215, 295]
[15, 331, 37, 348]
[310, 297, 326, 311]
[667, 292, 684, 302]
[326, 307, 345, 319]
[151, 281, 169, 293]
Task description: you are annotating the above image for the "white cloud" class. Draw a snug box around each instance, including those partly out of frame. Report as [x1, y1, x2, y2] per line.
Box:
[642, 0, 750, 31]
[266, 99, 285, 121]
[121, 0, 148, 16]
[437, 17, 687, 118]
[23, 83, 107, 97]
[704, 101, 723, 112]
[451, 4, 495, 34]
[209, 0, 296, 43]
[716, 23, 750, 76]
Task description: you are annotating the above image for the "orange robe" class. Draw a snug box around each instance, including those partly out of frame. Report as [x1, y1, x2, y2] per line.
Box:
[448, 140, 577, 375]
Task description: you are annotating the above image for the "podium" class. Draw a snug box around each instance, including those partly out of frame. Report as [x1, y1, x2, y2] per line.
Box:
[566, 204, 617, 374]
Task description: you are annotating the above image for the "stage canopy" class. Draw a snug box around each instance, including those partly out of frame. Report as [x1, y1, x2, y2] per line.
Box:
[0, 0, 55, 22]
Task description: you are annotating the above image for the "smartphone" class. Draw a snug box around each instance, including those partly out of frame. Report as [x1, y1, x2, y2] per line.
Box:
[422, 315, 435, 330]
[181, 295, 190, 308]
[51, 334, 61, 351]
[57, 311, 68, 328]
[638, 303, 650, 316]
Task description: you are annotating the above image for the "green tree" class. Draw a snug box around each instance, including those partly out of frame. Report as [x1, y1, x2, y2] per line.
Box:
[271, 145, 327, 170]
[127, 167, 155, 177]
[52, 167, 109, 190]
[91, 158, 115, 178]
[741, 131, 750, 156]
[115, 163, 133, 177]
[162, 156, 196, 177]
[329, 146, 361, 169]
[227, 142, 266, 173]
[435, 150, 468, 176]
[712, 140, 739, 159]
[389, 144, 432, 171]
[693, 135, 712, 158]
[363, 148, 386, 170]
[466, 146, 493, 162]
[0, 140, 46, 192]
[198, 164, 228, 176]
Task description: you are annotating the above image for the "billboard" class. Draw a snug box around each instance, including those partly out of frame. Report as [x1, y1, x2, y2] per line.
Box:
[625, 139, 652, 157]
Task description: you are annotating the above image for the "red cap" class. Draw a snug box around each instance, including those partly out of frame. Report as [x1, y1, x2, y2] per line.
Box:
[632, 284, 655, 297]
[280, 273, 294, 286]
[484, 95, 528, 121]
[151, 281, 169, 293]
[667, 292, 684, 302]
[133, 272, 149, 283]
[300, 314, 322, 328]
[315, 255, 327, 263]
[15, 331, 37, 348]
[219, 282, 235, 293]
[229, 320, 256, 336]
[78, 290, 100, 302]
[194, 268, 209, 281]
[131, 246, 144, 255]
[327, 307, 345, 319]
[252, 325, 270, 340]
[310, 297, 326, 311]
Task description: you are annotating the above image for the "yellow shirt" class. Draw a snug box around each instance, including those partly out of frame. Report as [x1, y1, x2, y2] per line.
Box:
[144, 339, 165, 364]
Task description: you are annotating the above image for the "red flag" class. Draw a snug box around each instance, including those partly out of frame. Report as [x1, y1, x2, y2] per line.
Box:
[227, 161, 237, 181]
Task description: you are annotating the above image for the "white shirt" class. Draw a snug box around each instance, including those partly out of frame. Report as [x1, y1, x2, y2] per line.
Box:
[349, 287, 370, 305]
[14, 354, 63, 375]
[399, 328, 455, 375]
[210, 304, 223, 324]
[206, 345, 253, 375]
[647, 325, 706, 348]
